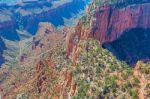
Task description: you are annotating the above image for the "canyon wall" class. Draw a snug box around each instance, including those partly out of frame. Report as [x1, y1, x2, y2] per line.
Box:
[67, 2, 150, 64]
[93, 3, 150, 44]
[76, 3, 150, 44]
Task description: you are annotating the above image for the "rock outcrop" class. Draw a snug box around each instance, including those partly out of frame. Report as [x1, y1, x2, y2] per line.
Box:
[67, 2, 150, 64]
[93, 3, 150, 44]
[75, 3, 150, 43]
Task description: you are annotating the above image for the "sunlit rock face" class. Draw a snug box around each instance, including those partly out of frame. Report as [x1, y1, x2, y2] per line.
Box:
[93, 3, 150, 44]
[96, 3, 150, 65]
[93, 3, 150, 65]
[67, 2, 150, 65]
[102, 28, 150, 65]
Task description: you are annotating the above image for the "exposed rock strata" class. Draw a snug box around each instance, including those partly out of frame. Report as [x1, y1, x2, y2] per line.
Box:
[94, 3, 150, 44]
[67, 3, 150, 64]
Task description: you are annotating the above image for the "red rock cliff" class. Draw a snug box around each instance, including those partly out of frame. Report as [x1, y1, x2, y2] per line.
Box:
[94, 3, 150, 44]
[67, 3, 150, 63]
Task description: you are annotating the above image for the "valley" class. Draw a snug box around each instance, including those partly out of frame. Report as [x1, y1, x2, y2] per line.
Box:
[0, 0, 150, 99]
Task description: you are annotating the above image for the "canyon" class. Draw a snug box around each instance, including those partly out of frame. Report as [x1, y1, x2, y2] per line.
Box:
[68, 2, 150, 65]
[0, 0, 90, 66]
[0, 0, 89, 40]
[0, 0, 150, 99]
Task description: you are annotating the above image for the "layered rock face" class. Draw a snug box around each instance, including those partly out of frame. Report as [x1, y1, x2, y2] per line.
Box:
[68, 2, 150, 64]
[75, 3, 150, 43]
[94, 3, 150, 64]
[93, 3, 150, 44]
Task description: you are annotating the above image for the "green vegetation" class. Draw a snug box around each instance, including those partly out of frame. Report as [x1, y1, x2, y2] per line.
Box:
[129, 89, 138, 99]
[73, 80, 90, 99]
[73, 39, 140, 99]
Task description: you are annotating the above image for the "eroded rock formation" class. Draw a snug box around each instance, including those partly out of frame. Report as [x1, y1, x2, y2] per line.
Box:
[93, 3, 150, 43]
[67, 2, 150, 64]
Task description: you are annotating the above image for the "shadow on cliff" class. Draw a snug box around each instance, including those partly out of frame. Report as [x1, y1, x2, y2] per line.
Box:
[102, 28, 150, 65]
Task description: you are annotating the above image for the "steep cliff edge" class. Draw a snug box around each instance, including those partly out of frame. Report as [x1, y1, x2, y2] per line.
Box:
[67, 2, 150, 65]
[93, 3, 150, 43]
